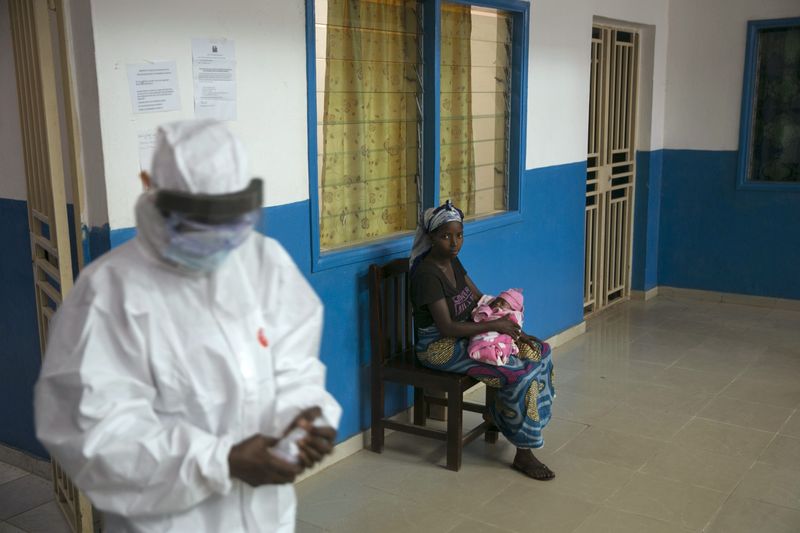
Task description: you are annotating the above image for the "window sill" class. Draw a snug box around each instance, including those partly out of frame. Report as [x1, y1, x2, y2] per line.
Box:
[736, 179, 800, 192]
[463, 210, 524, 236]
[312, 210, 523, 272]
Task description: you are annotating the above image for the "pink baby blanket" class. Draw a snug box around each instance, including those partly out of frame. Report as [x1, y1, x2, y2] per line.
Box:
[467, 289, 524, 366]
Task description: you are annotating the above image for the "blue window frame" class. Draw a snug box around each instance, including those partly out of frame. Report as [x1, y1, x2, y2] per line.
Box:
[305, 0, 529, 271]
[737, 17, 800, 191]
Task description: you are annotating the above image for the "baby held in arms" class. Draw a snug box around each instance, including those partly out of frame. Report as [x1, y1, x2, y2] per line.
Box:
[468, 288, 524, 366]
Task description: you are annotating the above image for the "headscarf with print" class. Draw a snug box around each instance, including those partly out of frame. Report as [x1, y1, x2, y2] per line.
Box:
[409, 200, 464, 274]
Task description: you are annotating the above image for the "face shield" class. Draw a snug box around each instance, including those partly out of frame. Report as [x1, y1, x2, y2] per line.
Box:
[156, 178, 263, 272]
[136, 120, 264, 273]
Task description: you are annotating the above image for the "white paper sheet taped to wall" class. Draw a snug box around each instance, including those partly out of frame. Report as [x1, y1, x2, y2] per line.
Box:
[137, 131, 157, 174]
[192, 38, 237, 120]
[127, 61, 181, 114]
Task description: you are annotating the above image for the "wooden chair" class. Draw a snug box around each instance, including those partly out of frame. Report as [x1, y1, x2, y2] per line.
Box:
[369, 258, 498, 471]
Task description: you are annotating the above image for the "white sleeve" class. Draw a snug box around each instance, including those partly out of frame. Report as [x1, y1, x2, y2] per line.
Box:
[34, 296, 233, 518]
[267, 244, 342, 433]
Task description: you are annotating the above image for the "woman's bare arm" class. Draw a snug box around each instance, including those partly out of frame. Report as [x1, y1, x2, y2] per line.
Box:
[462, 276, 544, 347]
[464, 275, 483, 300]
[428, 298, 519, 339]
[518, 331, 545, 349]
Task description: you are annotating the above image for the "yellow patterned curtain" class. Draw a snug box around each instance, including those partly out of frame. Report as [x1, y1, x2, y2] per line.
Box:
[319, 0, 420, 249]
[439, 3, 475, 215]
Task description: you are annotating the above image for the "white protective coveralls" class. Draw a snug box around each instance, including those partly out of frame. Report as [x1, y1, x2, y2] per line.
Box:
[34, 120, 342, 532]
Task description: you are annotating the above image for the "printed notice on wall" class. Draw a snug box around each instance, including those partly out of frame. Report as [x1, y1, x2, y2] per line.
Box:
[137, 131, 158, 174]
[127, 61, 180, 113]
[192, 38, 237, 120]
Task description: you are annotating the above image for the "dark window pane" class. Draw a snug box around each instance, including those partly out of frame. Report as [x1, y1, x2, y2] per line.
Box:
[749, 25, 800, 182]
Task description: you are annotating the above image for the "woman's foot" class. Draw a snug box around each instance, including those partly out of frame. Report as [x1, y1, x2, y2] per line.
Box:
[512, 449, 555, 481]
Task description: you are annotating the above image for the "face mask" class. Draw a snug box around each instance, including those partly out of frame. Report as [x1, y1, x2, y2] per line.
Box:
[163, 211, 258, 272]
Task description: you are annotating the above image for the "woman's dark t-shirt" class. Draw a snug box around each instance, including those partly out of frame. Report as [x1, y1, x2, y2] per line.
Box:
[410, 257, 477, 329]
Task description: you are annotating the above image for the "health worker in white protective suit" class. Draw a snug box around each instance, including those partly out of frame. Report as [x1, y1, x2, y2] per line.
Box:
[34, 119, 342, 532]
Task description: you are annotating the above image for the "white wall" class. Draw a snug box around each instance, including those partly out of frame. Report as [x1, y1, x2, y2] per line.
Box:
[89, 0, 312, 229]
[664, 0, 800, 150]
[86, 0, 671, 228]
[526, 0, 669, 169]
[0, 0, 99, 219]
[65, 0, 108, 227]
[0, 0, 27, 201]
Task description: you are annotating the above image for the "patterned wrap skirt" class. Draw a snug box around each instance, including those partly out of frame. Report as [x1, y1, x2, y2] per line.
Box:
[415, 325, 555, 449]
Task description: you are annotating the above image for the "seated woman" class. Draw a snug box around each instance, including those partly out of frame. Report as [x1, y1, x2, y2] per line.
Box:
[409, 201, 556, 480]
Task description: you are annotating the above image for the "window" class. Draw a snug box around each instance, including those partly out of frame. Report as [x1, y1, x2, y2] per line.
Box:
[737, 17, 800, 190]
[308, 0, 528, 265]
[315, 0, 421, 250]
[439, 4, 513, 218]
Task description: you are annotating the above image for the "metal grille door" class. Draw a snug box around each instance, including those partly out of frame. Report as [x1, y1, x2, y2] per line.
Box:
[584, 25, 639, 316]
[8, 0, 93, 530]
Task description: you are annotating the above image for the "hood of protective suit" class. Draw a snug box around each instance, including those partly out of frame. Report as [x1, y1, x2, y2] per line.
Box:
[150, 119, 249, 194]
[136, 120, 259, 273]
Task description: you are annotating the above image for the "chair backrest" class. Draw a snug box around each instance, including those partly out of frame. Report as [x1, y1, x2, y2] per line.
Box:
[369, 258, 416, 367]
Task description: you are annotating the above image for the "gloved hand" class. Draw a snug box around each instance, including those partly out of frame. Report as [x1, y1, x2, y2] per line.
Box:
[228, 434, 302, 486]
[286, 407, 337, 468]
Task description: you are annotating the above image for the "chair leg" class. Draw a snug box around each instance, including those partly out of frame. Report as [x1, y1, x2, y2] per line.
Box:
[446, 385, 463, 471]
[371, 379, 385, 453]
[413, 387, 426, 426]
[484, 386, 499, 444]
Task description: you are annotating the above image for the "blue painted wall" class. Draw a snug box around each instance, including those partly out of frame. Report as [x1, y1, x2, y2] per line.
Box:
[0, 198, 47, 458]
[14, 149, 797, 455]
[632, 150, 663, 292]
[658, 149, 800, 300]
[100, 161, 588, 443]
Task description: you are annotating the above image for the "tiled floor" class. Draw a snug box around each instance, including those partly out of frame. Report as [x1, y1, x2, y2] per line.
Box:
[0, 463, 69, 533]
[2, 296, 798, 532]
[296, 296, 800, 532]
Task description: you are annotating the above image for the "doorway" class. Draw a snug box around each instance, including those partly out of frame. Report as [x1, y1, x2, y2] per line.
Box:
[7, 0, 92, 530]
[584, 24, 639, 317]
